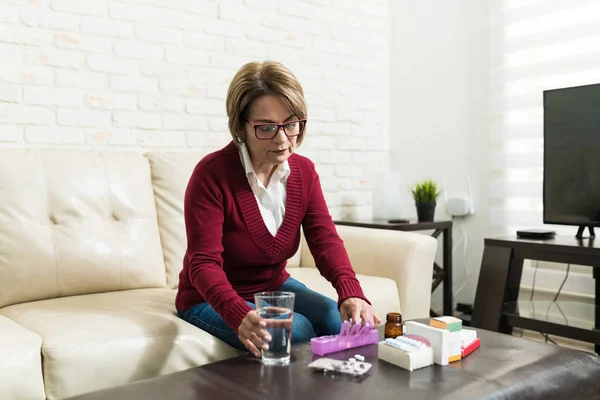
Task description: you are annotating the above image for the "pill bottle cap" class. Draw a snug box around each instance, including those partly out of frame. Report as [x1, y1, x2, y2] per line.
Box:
[386, 312, 402, 323]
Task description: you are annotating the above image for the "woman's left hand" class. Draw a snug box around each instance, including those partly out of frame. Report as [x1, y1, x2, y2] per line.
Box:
[339, 297, 381, 327]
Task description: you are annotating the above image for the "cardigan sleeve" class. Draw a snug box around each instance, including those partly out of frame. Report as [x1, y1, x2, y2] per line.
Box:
[184, 161, 253, 332]
[300, 161, 371, 307]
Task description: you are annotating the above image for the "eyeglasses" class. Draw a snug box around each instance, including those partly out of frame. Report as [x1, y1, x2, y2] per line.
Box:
[246, 119, 307, 140]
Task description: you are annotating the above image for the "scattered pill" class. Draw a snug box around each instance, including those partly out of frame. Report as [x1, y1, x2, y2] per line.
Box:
[354, 354, 365, 361]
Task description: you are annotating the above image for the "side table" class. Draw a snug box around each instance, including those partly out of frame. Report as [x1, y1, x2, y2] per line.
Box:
[333, 218, 453, 316]
[471, 235, 600, 355]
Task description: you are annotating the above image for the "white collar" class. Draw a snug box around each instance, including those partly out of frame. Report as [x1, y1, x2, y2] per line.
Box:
[238, 142, 291, 183]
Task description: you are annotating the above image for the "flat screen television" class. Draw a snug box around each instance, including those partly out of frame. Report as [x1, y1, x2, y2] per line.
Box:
[543, 82, 600, 238]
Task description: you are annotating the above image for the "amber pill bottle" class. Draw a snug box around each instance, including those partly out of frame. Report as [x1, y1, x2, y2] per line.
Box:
[384, 312, 403, 338]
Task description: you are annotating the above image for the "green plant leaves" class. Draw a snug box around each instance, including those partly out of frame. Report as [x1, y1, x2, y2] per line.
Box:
[410, 179, 442, 204]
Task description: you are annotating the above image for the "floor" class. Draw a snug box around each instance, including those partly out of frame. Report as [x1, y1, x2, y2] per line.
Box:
[512, 327, 595, 353]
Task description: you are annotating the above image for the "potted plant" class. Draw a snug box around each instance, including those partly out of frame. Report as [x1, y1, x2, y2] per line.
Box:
[410, 179, 442, 222]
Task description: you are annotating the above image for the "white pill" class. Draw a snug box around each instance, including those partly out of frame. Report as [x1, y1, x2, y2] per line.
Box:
[355, 354, 365, 361]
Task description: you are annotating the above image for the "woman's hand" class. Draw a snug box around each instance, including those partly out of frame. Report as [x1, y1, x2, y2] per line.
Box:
[339, 297, 381, 327]
[237, 310, 271, 358]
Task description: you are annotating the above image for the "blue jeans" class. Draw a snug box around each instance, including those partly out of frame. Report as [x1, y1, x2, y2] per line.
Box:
[177, 277, 342, 351]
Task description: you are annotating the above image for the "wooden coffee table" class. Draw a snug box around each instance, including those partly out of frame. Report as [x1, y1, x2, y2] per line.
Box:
[68, 328, 600, 400]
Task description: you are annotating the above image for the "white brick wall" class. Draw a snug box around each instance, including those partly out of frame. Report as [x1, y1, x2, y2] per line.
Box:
[0, 0, 389, 218]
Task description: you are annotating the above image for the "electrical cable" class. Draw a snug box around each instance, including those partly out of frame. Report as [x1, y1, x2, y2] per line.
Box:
[554, 302, 568, 326]
[529, 260, 539, 302]
[520, 259, 569, 345]
[452, 217, 470, 299]
[552, 263, 570, 303]
[544, 263, 571, 344]
[451, 216, 465, 254]
[542, 333, 558, 345]
[524, 260, 540, 337]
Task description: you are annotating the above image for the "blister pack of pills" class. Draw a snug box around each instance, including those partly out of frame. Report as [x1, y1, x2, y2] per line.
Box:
[308, 357, 372, 376]
[377, 334, 434, 371]
[383, 335, 430, 352]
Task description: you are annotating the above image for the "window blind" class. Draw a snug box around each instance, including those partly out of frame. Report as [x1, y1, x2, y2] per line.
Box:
[489, 0, 600, 237]
[489, 0, 599, 299]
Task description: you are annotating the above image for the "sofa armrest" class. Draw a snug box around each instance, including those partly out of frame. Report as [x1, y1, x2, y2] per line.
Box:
[299, 225, 437, 320]
[0, 315, 45, 400]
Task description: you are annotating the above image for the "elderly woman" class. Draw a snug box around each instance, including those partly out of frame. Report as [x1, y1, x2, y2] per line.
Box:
[176, 61, 380, 358]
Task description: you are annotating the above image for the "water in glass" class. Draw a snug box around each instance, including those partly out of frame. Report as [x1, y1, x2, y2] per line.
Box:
[258, 306, 293, 365]
[254, 291, 295, 366]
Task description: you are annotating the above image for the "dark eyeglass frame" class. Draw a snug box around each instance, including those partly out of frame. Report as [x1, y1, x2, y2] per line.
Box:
[246, 118, 307, 140]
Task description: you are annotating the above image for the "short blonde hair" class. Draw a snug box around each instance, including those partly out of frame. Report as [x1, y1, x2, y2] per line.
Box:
[226, 61, 307, 146]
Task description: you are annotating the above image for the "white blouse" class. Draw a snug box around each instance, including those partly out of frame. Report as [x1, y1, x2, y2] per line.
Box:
[238, 143, 290, 236]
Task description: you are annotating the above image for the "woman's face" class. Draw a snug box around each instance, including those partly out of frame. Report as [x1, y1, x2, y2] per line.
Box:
[243, 95, 301, 167]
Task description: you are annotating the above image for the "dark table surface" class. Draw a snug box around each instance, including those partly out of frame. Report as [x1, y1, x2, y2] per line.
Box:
[486, 234, 600, 255]
[69, 327, 600, 400]
[333, 218, 452, 231]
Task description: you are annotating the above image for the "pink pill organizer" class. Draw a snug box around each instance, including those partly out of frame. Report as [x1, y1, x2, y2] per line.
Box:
[310, 321, 379, 356]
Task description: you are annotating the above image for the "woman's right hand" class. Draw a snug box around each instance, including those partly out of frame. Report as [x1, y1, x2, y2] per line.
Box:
[238, 310, 271, 358]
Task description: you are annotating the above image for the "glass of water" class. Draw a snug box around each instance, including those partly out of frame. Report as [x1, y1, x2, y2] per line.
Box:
[254, 291, 295, 366]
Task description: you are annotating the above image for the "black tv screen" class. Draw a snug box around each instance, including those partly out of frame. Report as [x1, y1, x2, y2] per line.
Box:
[543, 82, 600, 227]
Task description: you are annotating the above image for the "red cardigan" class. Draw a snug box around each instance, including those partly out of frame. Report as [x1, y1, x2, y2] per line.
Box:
[175, 141, 369, 332]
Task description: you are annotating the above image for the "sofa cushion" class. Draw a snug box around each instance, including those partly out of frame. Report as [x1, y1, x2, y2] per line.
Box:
[286, 268, 401, 324]
[286, 245, 301, 267]
[145, 152, 202, 289]
[0, 316, 46, 400]
[0, 289, 239, 400]
[0, 148, 166, 308]
[298, 225, 437, 320]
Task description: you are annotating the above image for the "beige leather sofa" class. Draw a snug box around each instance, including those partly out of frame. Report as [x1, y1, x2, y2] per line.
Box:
[0, 148, 437, 400]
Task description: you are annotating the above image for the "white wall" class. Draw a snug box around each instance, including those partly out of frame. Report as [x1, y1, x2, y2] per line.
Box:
[0, 0, 389, 219]
[389, 0, 490, 311]
[390, 0, 595, 327]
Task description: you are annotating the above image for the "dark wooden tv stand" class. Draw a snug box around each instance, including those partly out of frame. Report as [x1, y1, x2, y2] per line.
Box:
[472, 235, 600, 355]
[576, 225, 596, 239]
